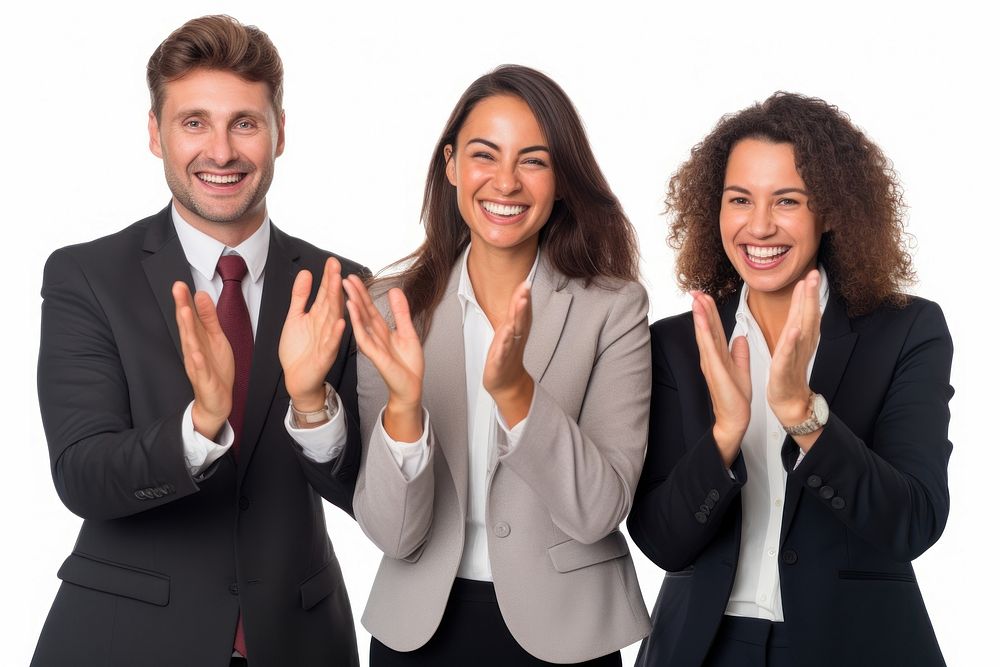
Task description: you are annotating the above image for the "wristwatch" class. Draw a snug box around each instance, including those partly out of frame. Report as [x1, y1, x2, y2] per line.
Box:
[782, 392, 829, 436]
[291, 383, 337, 426]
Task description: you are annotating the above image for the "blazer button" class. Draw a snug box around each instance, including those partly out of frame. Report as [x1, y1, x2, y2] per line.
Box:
[782, 549, 798, 565]
[705, 497, 717, 509]
[819, 485, 835, 500]
[134, 490, 147, 500]
[239, 496, 251, 511]
[163, 484, 175, 494]
[831, 497, 846, 510]
[807, 475, 822, 488]
[151, 488, 165, 498]
[695, 512, 708, 524]
[494, 522, 511, 538]
[699, 504, 711, 514]
[228, 583, 239, 595]
[708, 489, 720, 502]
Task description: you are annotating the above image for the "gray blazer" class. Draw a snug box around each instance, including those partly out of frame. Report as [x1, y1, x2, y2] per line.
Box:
[354, 256, 652, 663]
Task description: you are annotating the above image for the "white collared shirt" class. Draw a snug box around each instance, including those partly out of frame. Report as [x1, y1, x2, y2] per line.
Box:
[724, 265, 829, 621]
[381, 247, 536, 581]
[171, 205, 348, 476]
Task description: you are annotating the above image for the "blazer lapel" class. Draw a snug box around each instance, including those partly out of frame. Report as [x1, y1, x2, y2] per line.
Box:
[779, 290, 858, 546]
[422, 262, 470, 517]
[237, 225, 298, 483]
[141, 205, 194, 361]
[522, 257, 572, 382]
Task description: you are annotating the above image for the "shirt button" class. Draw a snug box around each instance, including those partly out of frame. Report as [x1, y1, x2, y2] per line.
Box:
[768, 548, 776, 557]
[494, 522, 511, 538]
[239, 496, 250, 511]
[774, 498, 783, 508]
[759, 594, 767, 603]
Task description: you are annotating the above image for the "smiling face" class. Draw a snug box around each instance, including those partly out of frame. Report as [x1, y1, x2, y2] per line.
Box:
[445, 94, 556, 258]
[720, 138, 825, 302]
[148, 68, 285, 241]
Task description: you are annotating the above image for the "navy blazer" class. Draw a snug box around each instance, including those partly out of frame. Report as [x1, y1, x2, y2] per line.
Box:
[627, 289, 953, 667]
[33, 206, 367, 666]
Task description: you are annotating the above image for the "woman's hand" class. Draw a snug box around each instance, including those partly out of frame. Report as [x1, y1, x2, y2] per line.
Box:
[767, 269, 822, 448]
[278, 257, 346, 420]
[691, 291, 751, 467]
[484, 280, 534, 428]
[344, 275, 425, 442]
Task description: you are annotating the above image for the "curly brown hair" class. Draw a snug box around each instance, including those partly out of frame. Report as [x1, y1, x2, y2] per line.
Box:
[667, 92, 914, 316]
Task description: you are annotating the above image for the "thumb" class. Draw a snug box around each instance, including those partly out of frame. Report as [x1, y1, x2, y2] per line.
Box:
[287, 269, 313, 318]
[731, 335, 750, 377]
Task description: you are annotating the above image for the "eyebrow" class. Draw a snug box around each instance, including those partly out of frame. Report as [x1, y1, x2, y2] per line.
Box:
[173, 108, 267, 122]
[723, 185, 809, 196]
[467, 137, 550, 154]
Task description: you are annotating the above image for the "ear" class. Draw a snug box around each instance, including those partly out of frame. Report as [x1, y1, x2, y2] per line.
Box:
[148, 111, 163, 158]
[275, 110, 286, 157]
[444, 144, 457, 186]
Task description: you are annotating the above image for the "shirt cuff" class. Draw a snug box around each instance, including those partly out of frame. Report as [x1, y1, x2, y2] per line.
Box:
[285, 391, 348, 464]
[495, 400, 529, 451]
[379, 407, 431, 481]
[181, 401, 233, 477]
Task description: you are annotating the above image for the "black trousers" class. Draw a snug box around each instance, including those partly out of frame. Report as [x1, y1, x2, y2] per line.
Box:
[702, 616, 794, 667]
[371, 578, 622, 667]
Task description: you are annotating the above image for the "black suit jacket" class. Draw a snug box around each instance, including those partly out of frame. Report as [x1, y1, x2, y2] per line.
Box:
[627, 290, 953, 667]
[32, 206, 367, 666]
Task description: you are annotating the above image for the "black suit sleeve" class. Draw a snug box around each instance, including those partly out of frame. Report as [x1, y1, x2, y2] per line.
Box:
[37, 249, 199, 521]
[627, 320, 745, 572]
[288, 262, 370, 518]
[789, 301, 953, 560]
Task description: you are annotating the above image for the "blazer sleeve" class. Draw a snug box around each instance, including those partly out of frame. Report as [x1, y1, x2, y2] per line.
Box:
[351, 304, 435, 561]
[498, 281, 651, 545]
[627, 317, 745, 572]
[37, 248, 200, 521]
[789, 300, 954, 561]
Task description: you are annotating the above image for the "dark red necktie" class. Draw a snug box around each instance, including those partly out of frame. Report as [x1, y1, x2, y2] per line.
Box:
[215, 254, 253, 657]
[215, 255, 253, 458]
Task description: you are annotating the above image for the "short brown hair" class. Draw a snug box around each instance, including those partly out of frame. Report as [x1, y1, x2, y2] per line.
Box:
[667, 92, 914, 316]
[146, 15, 283, 120]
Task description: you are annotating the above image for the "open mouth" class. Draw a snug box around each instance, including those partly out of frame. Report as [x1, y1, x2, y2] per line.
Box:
[197, 173, 245, 186]
[742, 244, 790, 267]
[480, 200, 527, 218]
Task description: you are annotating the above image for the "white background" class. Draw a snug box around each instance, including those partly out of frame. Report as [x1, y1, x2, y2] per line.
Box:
[1, 1, 994, 664]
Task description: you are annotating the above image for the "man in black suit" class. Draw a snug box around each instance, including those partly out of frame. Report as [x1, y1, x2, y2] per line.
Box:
[32, 15, 365, 666]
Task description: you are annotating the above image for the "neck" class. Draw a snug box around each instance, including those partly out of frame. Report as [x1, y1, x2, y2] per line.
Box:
[174, 198, 267, 248]
[467, 239, 538, 327]
[746, 287, 795, 353]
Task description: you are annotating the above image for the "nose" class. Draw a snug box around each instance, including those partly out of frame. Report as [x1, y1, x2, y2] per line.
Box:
[746, 204, 776, 239]
[205, 128, 239, 166]
[491, 159, 522, 196]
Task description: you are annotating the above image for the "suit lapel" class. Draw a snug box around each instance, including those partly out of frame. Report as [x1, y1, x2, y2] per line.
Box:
[779, 291, 858, 546]
[422, 262, 470, 516]
[238, 225, 298, 484]
[523, 257, 572, 383]
[141, 206, 194, 361]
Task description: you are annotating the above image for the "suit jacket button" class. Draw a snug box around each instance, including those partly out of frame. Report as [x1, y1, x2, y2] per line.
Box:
[782, 549, 798, 565]
[151, 487, 165, 498]
[708, 489, 720, 502]
[134, 490, 146, 500]
[819, 485, 835, 500]
[229, 583, 239, 595]
[699, 504, 711, 514]
[239, 496, 251, 511]
[807, 475, 822, 488]
[494, 522, 511, 538]
[705, 497, 717, 509]
[695, 512, 708, 524]
[831, 497, 846, 510]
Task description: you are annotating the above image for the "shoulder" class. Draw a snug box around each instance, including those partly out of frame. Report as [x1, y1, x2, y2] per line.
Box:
[43, 211, 165, 281]
[559, 274, 648, 314]
[271, 224, 371, 280]
[852, 294, 951, 344]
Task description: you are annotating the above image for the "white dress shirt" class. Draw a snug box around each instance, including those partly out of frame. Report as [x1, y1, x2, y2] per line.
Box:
[171, 206, 348, 477]
[380, 247, 536, 581]
[724, 265, 829, 621]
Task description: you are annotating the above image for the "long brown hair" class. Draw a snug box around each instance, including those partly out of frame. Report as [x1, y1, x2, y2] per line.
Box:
[668, 92, 913, 316]
[381, 65, 639, 336]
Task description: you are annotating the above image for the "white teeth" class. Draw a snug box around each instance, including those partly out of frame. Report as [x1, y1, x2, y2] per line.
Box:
[744, 245, 789, 260]
[198, 173, 243, 184]
[481, 201, 527, 217]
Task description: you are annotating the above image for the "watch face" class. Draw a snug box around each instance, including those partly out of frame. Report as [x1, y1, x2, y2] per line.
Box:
[812, 394, 830, 424]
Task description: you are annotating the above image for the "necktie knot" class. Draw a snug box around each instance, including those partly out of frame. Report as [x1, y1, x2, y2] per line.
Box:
[217, 254, 248, 283]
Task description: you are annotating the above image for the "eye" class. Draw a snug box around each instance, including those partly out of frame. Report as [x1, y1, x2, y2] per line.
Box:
[471, 151, 495, 161]
[234, 119, 257, 131]
[776, 197, 800, 206]
[184, 119, 204, 129]
[729, 196, 751, 206]
[522, 156, 549, 168]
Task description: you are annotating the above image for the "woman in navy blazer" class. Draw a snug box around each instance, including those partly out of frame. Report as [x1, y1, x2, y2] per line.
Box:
[628, 92, 953, 667]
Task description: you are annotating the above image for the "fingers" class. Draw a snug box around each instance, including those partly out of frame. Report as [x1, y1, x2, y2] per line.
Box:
[731, 335, 750, 375]
[387, 288, 417, 340]
[193, 290, 222, 335]
[287, 269, 313, 318]
[510, 280, 532, 340]
[802, 269, 821, 342]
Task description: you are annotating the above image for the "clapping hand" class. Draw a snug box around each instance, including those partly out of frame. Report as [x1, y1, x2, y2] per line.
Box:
[483, 280, 534, 428]
[343, 276, 425, 442]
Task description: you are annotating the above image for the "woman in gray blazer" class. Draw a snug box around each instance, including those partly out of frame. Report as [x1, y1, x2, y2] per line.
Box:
[342, 65, 651, 666]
